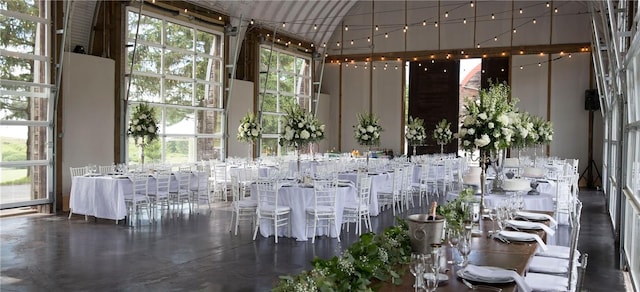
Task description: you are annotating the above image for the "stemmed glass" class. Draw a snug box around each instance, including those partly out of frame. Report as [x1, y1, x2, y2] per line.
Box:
[423, 250, 441, 292]
[409, 253, 425, 291]
[457, 225, 472, 267]
[446, 228, 460, 265]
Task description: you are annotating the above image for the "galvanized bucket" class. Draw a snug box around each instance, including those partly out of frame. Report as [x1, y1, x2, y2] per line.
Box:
[406, 214, 445, 254]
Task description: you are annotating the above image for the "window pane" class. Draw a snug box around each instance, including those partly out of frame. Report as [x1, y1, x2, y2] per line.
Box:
[259, 72, 278, 91]
[0, 55, 47, 82]
[279, 73, 294, 93]
[127, 13, 162, 44]
[261, 93, 277, 112]
[260, 47, 277, 71]
[280, 94, 295, 109]
[164, 79, 193, 106]
[196, 109, 222, 134]
[261, 137, 279, 156]
[0, 17, 37, 53]
[298, 77, 311, 96]
[196, 137, 220, 160]
[128, 138, 160, 164]
[0, 125, 46, 160]
[280, 54, 295, 73]
[165, 21, 193, 50]
[0, 165, 47, 204]
[296, 57, 310, 76]
[0, 0, 42, 15]
[196, 30, 215, 55]
[129, 75, 161, 102]
[165, 137, 191, 163]
[128, 45, 161, 74]
[262, 114, 280, 134]
[164, 109, 195, 134]
[164, 49, 193, 78]
[195, 83, 222, 108]
[1, 93, 49, 121]
[195, 55, 220, 82]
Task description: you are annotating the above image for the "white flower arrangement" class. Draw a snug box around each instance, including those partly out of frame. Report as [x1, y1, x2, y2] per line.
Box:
[510, 112, 535, 149]
[354, 112, 383, 146]
[279, 104, 325, 149]
[237, 112, 262, 144]
[405, 116, 426, 145]
[128, 103, 159, 147]
[533, 116, 553, 145]
[433, 118, 453, 145]
[457, 82, 516, 152]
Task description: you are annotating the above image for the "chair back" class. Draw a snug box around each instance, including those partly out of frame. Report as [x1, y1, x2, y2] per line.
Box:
[155, 172, 171, 198]
[391, 168, 403, 194]
[230, 176, 242, 202]
[567, 200, 583, 291]
[358, 176, 372, 207]
[99, 165, 113, 174]
[131, 173, 148, 197]
[256, 179, 280, 210]
[313, 179, 338, 211]
[176, 167, 192, 194]
[70, 166, 87, 177]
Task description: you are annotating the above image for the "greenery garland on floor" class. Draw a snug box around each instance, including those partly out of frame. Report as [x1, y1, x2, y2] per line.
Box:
[272, 218, 411, 292]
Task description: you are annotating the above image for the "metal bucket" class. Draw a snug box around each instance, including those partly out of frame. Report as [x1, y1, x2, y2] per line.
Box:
[406, 214, 445, 254]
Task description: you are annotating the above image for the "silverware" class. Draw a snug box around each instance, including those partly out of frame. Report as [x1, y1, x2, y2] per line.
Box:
[461, 278, 504, 291]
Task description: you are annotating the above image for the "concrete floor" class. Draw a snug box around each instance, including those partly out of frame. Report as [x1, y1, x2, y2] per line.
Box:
[0, 190, 627, 291]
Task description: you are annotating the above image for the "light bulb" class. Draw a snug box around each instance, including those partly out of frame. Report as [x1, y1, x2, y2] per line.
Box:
[533, 18, 537, 24]
[282, 22, 286, 28]
[491, 13, 495, 19]
[313, 24, 317, 30]
[445, 11, 448, 17]
[345, 25, 349, 31]
[463, 18, 467, 24]
[435, 22, 438, 27]
[423, 20, 426, 26]
[470, 1, 474, 7]
[519, 8, 523, 14]
[385, 33, 388, 38]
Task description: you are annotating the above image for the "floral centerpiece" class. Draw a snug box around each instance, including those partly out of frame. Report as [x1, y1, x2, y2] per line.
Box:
[279, 104, 325, 169]
[128, 103, 159, 164]
[273, 219, 411, 291]
[531, 116, 553, 163]
[510, 112, 535, 158]
[433, 118, 453, 154]
[237, 111, 262, 159]
[457, 82, 516, 199]
[437, 187, 476, 232]
[406, 116, 426, 156]
[354, 113, 383, 165]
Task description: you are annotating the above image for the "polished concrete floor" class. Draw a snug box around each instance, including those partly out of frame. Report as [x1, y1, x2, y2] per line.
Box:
[0, 190, 628, 291]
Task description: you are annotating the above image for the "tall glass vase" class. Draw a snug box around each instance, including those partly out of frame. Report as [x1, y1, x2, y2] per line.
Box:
[366, 146, 371, 168]
[140, 146, 145, 166]
[490, 150, 505, 193]
[440, 143, 444, 155]
[413, 145, 417, 157]
[479, 153, 487, 214]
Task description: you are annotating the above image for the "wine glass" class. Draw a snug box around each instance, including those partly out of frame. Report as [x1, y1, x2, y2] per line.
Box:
[446, 228, 460, 265]
[457, 227, 472, 267]
[423, 251, 440, 292]
[409, 253, 425, 291]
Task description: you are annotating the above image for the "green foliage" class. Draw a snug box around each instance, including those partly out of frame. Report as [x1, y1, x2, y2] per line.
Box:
[437, 188, 477, 232]
[273, 218, 411, 292]
[1, 138, 27, 161]
[354, 113, 383, 147]
[405, 116, 426, 145]
[128, 103, 159, 147]
[432, 119, 453, 145]
[237, 111, 262, 143]
[278, 103, 325, 149]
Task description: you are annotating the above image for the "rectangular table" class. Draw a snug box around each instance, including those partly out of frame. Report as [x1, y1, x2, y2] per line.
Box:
[374, 212, 553, 292]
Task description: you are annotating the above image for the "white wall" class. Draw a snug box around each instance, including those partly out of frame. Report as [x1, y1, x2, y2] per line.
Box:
[227, 79, 254, 159]
[61, 53, 114, 196]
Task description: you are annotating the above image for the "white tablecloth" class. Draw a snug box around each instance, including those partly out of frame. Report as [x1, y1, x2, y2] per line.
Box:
[250, 183, 357, 241]
[446, 191, 555, 212]
[69, 172, 206, 221]
[338, 172, 392, 216]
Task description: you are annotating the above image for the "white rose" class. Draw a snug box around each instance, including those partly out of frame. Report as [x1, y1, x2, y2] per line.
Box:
[285, 131, 294, 141]
[366, 125, 374, 133]
[244, 123, 250, 130]
[317, 131, 322, 137]
[478, 113, 488, 120]
[310, 125, 316, 131]
[488, 122, 494, 129]
[497, 114, 510, 125]
[320, 124, 325, 131]
[148, 125, 155, 133]
[300, 130, 310, 139]
[459, 128, 467, 136]
[373, 132, 380, 138]
[132, 119, 139, 125]
[463, 140, 471, 146]
[362, 134, 370, 140]
[467, 128, 475, 135]
[251, 129, 258, 137]
[474, 134, 490, 147]
[136, 125, 142, 131]
[238, 125, 243, 132]
[463, 116, 475, 126]
[360, 127, 366, 133]
[298, 122, 304, 128]
[140, 114, 147, 119]
[295, 133, 299, 138]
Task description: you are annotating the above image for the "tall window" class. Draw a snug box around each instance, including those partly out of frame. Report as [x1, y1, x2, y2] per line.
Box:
[0, 0, 52, 208]
[258, 46, 311, 156]
[125, 8, 224, 164]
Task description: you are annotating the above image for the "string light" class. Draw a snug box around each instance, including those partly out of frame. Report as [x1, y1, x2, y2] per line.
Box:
[520, 50, 524, 54]
[282, 22, 286, 28]
[554, 8, 558, 13]
[367, 37, 371, 42]
[533, 18, 537, 24]
[403, 25, 407, 33]
[568, 54, 572, 58]
[385, 32, 388, 38]
[322, 42, 326, 47]
[375, 25, 379, 31]
[491, 13, 495, 19]
[444, 69, 447, 73]
[344, 25, 349, 31]
[423, 20, 427, 26]
[520, 66, 524, 70]
[494, 36, 498, 41]
[463, 18, 467, 24]
[250, 19, 254, 25]
[184, 8, 188, 13]
[501, 52, 506, 56]
[476, 43, 480, 48]
[538, 63, 542, 67]
[461, 50, 465, 54]
[350, 40, 354, 45]
[395, 66, 398, 70]
[470, 1, 474, 7]
[435, 21, 438, 27]
[218, 16, 222, 21]
[546, 2, 550, 7]
[513, 28, 517, 33]
[313, 24, 317, 30]
[445, 11, 448, 18]
[336, 41, 340, 47]
[519, 8, 523, 14]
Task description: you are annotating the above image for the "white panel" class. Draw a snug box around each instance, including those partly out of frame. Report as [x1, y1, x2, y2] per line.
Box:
[551, 2, 591, 44]
[316, 93, 331, 153]
[512, 1, 551, 46]
[227, 79, 254, 159]
[512, 54, 549, 118]
[61, 52, 114, 196]
[341, 63, 371, 153]
[549, 52, 591, 174]
[474, 1, 511, 48]
[406, 1, 440, 51]
[372, 1, 405, 54]
[322, 64, 341, 151]
[439, 1, 475, 50]
[372, 61, 403, 154]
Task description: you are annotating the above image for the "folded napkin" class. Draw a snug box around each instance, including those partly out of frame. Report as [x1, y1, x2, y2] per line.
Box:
[515, 211, 558, 228]
[498, 230, 547, 251]
[462, 265, 532, 292]
[506, 220, 555, 236]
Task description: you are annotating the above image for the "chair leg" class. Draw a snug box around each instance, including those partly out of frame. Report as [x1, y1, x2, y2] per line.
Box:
[228, 211, 235, 232]
[252, 216, 260, 241]
[274, 216, 279, 244]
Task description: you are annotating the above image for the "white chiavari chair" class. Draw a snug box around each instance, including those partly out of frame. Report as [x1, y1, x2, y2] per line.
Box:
[125, 172, 152, 225]
[342, 176, 372, 235]
[305, 178, 340, 243]
[229, 176, 257, 235]
[253, 179, 290, 244]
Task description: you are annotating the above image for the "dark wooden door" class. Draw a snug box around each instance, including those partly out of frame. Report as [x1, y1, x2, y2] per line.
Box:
[481, 57, 509, 89]
[408, 60, 459, 155]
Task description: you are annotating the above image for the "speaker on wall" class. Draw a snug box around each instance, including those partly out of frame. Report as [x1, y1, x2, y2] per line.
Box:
[585, 89, 600, 111]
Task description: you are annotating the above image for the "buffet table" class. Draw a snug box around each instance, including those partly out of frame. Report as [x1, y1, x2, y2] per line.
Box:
[250, 183, 357, 241]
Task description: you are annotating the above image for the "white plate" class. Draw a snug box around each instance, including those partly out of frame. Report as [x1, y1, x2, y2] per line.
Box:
[423, 272, 449, 282]
[506, 220, 542, 230]
[515, 211, 549, 221]
[456, 267, 514, 284]
[498, 230, 537, 242]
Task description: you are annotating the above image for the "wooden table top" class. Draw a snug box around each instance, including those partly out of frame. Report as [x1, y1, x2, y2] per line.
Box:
[374, 211, 553, 292]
